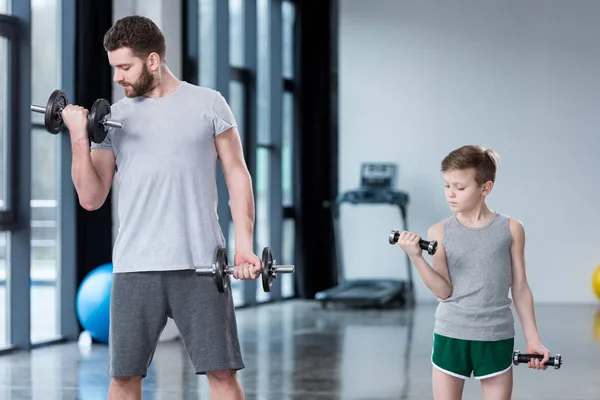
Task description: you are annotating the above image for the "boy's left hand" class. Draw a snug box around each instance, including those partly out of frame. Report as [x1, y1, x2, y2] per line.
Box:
[526, 341, 550, 370]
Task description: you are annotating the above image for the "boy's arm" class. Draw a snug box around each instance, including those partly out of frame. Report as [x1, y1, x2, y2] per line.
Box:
[406, 223, 452, 300]
[510, 218, 550, 365]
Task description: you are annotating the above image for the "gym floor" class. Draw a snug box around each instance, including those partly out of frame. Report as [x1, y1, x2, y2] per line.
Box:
[0, 300, 596, 399]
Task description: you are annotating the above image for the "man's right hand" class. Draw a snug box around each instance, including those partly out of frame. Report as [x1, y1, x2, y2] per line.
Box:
[61, 104, 89, 142]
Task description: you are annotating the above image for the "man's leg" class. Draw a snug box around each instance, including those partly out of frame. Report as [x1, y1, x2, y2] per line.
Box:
[108, 271, 168, 400]
[108, 377, 143, 400]
[206, 370, 244, 400]
[166, 270, 245, 400]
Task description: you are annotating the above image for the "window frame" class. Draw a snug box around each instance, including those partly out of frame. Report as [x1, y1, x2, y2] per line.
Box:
[0, 14, 20, 228]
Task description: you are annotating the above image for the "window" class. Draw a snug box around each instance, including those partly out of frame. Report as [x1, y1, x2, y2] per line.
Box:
[282, 1, 296, 298]
[0, 36, 6, 344]
[254, 147, 270, 303]
[30, 0, 61, 344]
[229, 0, 244, 68]
[0, 231, 7, 347]
[191, 0, 297, 305]
[0, 35, 6, 213]
[0, 8, 18, 349]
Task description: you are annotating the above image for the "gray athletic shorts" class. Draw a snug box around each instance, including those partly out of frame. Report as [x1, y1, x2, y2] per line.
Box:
[108, 269, 245, 377]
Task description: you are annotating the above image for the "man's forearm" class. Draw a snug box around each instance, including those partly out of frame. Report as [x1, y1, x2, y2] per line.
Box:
[71, 138, 105, 209]
[512, 284, 542, 344]
[227, 167, 255, 251]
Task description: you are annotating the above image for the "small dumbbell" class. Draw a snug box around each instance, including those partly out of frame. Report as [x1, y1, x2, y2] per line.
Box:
[388, 229, 438, 255]
[512, 350, 562, 369]
[195, 247, 295, 293]
[31, 89, 124, 143]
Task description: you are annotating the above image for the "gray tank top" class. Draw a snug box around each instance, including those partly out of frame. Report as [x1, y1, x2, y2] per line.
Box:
[434, 211, 515, 341]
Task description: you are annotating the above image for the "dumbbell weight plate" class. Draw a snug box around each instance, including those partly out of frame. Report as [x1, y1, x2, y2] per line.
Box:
[214, 247, 230, 293]
[45, 89, 68, 134]
[88, 98, 111, 144]
[261, 247, 274, 292]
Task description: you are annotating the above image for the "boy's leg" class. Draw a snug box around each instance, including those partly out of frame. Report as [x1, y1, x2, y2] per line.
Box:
[108, 272, 169, 399]
[431, 333, 471, 400]
[432, 368, 466, 400]
[471, 337, 514, 400]
[165, 270, 245, 400]
[479, 368, 513, 400]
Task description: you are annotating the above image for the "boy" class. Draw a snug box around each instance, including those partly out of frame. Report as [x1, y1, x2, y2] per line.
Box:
[396, 145, 550, 400]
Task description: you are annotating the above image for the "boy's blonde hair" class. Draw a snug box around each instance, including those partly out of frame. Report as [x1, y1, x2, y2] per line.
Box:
[441, 145, 499, 186]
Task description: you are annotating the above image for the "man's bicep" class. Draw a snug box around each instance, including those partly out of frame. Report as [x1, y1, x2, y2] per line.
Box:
[91, 148, 116, 194]
[215, 127, 247, 172]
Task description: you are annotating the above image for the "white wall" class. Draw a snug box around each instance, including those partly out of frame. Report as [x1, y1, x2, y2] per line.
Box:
[339, 0, 600, 304]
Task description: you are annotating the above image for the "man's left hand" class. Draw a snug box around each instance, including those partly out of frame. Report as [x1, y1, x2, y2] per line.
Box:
[233, 249, 262, 280]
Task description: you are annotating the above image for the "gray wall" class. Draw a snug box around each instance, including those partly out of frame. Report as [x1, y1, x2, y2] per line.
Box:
[339, 0, 600, 304]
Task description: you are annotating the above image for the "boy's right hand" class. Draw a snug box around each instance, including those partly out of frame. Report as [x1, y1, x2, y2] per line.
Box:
[397, 231, 424, 258]
[61, 104, 89, 142]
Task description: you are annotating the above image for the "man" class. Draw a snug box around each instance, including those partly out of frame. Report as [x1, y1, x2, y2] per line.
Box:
[62, 15, 260, 400]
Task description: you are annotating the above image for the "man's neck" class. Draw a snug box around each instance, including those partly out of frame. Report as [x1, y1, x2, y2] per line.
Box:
[145, 66, 181, 98]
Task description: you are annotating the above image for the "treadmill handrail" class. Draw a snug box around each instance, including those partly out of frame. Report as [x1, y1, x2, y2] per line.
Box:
[335, 188, 410, 207]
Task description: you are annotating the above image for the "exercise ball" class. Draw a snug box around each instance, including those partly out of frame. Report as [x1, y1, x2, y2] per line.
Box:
[592, 310, 600, 343]
[76, 263, 113, 344]
[593, 265, 600, 299]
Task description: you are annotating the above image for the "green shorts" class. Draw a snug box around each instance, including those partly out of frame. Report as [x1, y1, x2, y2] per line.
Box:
[431, 333, 514, 380]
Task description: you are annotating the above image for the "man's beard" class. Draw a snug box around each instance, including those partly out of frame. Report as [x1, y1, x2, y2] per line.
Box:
[124, 65, 156, 97]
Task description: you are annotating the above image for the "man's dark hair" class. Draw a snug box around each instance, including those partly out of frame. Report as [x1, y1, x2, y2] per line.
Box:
[103, 15, 166, 60]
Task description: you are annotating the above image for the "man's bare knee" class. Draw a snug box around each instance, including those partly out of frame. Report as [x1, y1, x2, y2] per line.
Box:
[111, 376, 143, 386]
[207, 369, 237, 382]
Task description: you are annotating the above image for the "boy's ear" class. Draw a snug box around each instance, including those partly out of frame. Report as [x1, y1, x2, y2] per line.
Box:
[482, 180, 494, 195]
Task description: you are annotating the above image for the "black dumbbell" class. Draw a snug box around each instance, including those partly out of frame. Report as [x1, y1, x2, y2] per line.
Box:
[195, 247, 295, 293]
[31, 89, 124, 143]
[512, 350, 562, 369]
[389, 229, 438, 255]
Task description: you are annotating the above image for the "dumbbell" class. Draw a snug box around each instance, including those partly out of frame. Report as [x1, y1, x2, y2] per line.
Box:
[31, 89, 124, 143]
[195, 247, 295, 293]
[388, 229, 438, 255]
[512, 350, 562, 369]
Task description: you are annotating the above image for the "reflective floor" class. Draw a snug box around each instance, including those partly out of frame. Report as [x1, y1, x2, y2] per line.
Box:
[0, 300, 597, 399]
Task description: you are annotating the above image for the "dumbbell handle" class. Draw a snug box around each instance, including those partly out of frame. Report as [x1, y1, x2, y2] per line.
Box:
[31, 103, 124, 129]
[513, 352, 562, 369]
[31, 104, 49, 113]
[389, 229, 438, 255]
[195, 264, 295, 275]
[101, 118, 124, 129]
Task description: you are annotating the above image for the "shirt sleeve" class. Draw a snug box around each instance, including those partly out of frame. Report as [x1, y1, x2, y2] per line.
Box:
[213, 92, 238, 136]
[90, 129, 114, 152]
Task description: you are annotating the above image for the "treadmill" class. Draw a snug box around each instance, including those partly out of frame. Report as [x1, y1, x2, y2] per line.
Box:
[315, 163, 414, 309]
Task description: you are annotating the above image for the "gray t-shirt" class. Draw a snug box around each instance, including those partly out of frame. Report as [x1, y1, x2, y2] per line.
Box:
[91, 81, 237, 273]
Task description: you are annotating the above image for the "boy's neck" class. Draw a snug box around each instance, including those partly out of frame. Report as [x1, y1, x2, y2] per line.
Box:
[456, 204, 494, 227]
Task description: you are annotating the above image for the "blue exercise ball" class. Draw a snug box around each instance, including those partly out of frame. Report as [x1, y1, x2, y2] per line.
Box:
[76, 263, 113, 344]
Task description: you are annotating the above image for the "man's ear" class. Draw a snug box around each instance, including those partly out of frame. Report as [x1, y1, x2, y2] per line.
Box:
[147, 52, 161, 71]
